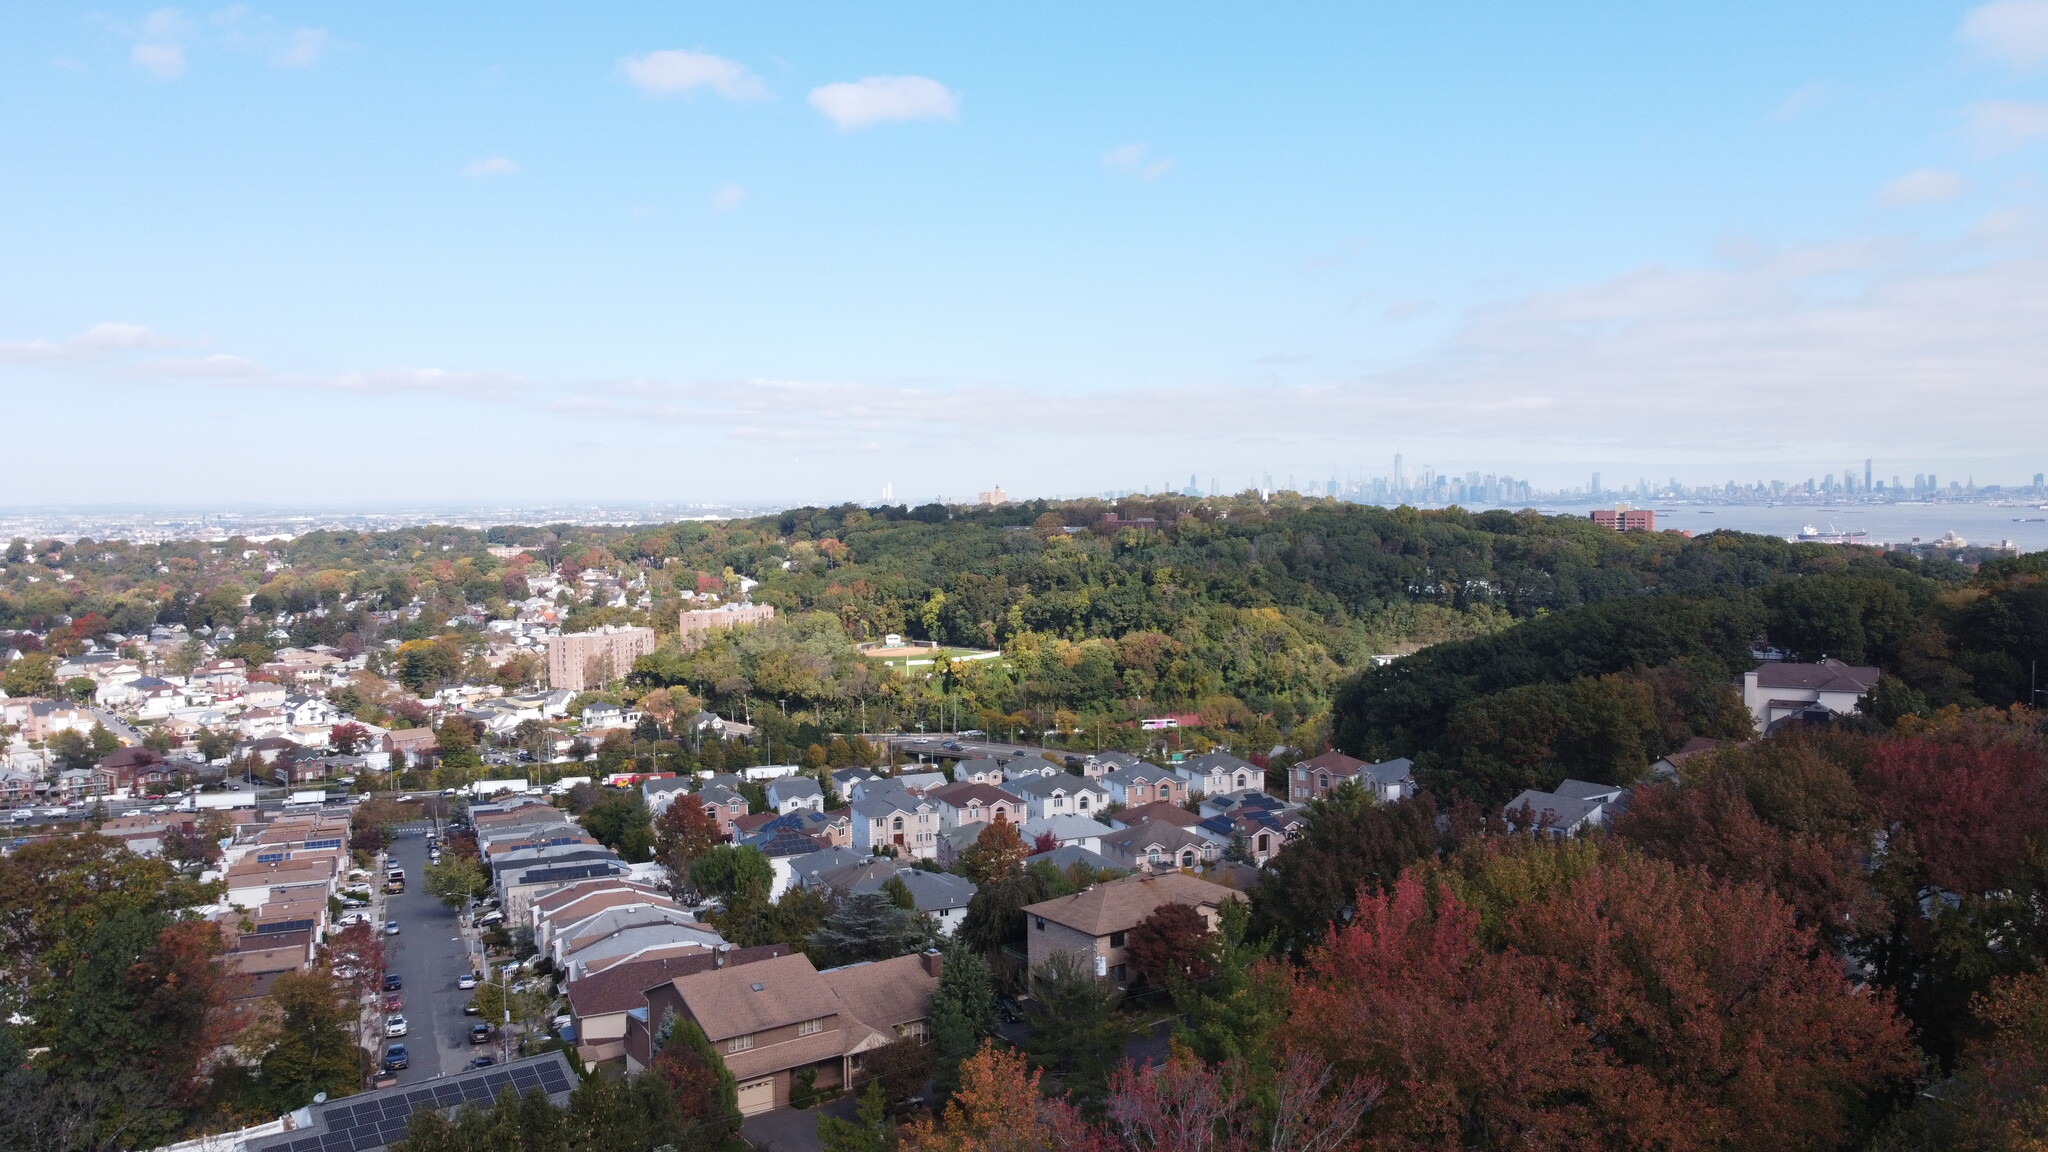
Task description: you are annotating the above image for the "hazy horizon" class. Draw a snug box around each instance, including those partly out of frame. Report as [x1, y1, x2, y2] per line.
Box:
[6, 3, 2048, 504]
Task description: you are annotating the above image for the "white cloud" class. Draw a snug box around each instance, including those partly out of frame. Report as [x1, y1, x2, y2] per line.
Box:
[463, 156, 521, 178]
[1772, 81, 1830, 121]
[1962, 0, 2048, 67]
[272, 28, 329, 69]
[1967, 99, 2048, 152]
[711, 183, 746, 211]
[807, 75, 958, 130]
[132, 41, 185, 78]
[127, 7, 187, 77]
[1880, 168, 1968, 205]
[1102, 143, 1175, 180]
[0, 322, 172, 361]
[623, 50, 767, 100]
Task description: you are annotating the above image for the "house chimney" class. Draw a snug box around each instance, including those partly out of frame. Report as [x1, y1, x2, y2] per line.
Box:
[920, 948, 943, 979]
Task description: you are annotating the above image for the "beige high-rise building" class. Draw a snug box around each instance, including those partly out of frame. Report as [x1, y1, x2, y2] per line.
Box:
[546, 626, 658, 691]
[677, 603, 775, 650]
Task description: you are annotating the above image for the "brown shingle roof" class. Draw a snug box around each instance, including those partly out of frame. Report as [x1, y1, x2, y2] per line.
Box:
[1022, 871, 1241, 937]
[565, 945, 789, 1020]
[1753, 659, 1880, 693]
[1296, 750, 1368, 776]
[675, 951, 842, 1043]
[823, 953, 939, 1035]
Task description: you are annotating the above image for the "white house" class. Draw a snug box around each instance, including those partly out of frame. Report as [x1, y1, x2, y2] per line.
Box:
[1741, 659, 1881, 733]
[764, 776, 824, 815]
[851, 788, 942, 860]
[1006, 773, 1108, 821]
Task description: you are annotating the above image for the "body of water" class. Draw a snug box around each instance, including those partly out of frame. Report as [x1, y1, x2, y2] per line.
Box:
[1626, 504, 2048, 553]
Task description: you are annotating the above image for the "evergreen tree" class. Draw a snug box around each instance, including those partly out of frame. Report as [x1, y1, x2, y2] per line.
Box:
[930, 934, 1000, 1098]
[819, 1081, 893, 1152]
[1022, 951, 1124, 1104]
[809, 890, 929, 967]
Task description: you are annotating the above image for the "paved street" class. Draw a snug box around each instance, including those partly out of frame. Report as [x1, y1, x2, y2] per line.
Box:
[380, 824, 485, 1082]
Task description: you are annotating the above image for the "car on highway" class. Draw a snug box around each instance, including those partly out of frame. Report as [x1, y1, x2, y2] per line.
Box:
[384, 1014, 408, 1037]
[384, 972, 403, 991]
[149, 804, 169, 814]
[457, 972, 478, 990]
[942, 740, 964, 751]
[382, 1044, 409, 1071]
[385, 920, 400, 935]
[469, 1023, 492, 1045]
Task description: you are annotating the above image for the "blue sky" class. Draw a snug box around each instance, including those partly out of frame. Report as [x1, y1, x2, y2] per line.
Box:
[4, 2, 2048, 505]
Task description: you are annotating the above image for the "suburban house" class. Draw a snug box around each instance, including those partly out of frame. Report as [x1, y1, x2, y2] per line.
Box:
[1000, 757, 1063, 783]
[1006, 773, 1108, 821]
[949, 758, 1006, 787]
[1502, 779, 1629, 836]
[698, 785, 750, 839]
[851, 788, 942, 860]
[814, 860, 979, 936]
[627, 949, 942, 1115]
[641, 776, 694, 816]
[1100, 819, 1223, 874]
[566, 945, 790, 1065]
[1020, 814, 1114, 855]
[1022, 872, 1242, 986]
[927, 781, 1027, 830]
[765, 776, 825, 815]
[1101, 764, 1189, 808]
[1650, 736, 1732, 781]
[1287, 750, 1417, 804]
[382, 728, 438, 767]
[1741, 659, 1881, 733]
[1172, 751, 1262, 798]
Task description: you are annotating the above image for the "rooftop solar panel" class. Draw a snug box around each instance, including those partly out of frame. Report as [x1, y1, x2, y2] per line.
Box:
[246, 1052, 578, 1152]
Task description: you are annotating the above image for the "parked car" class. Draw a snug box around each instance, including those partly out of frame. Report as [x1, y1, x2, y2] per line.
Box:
[468, 1023, 492, 1045]
[466, 1056, 496, 1069]
[384, 972, 403, 991]
[457, 972, 478, 990]
[385, 921, 400, 935]
[382, 992, 403, 1012]
[382, 1044, 409, 1071]
[463, 999, 480, 1016]
[385, 1015, 408, 1037]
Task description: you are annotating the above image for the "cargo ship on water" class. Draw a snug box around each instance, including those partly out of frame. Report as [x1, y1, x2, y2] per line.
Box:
[1793, 524, 1870, 544]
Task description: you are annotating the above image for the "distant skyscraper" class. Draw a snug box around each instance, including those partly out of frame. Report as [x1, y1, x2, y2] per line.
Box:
[1591, 472, 1601, 495]
[1864, 459, 1873, 491]
[1393, 454, 1405, 492]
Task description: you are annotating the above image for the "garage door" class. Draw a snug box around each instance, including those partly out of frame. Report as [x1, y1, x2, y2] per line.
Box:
[737, 1076, 776, 1115]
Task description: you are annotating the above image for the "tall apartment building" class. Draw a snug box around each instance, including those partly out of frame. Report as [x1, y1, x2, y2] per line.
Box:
[546, 626, 657, 691]
[678, 603, 776, 650]
[1590, 508, 1655, 532]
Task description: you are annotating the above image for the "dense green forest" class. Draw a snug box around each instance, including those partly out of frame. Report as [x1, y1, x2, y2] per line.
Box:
[7, 499, 2046, 803]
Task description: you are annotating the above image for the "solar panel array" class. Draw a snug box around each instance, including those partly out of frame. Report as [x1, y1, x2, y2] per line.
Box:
[248, 1053, 575, 1152]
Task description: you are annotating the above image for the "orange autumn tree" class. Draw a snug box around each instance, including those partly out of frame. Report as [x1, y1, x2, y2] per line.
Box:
[899, 1042, 1057, 1152]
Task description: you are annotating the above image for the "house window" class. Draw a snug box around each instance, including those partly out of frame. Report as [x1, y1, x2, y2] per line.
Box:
[1181, 850, 1196, 867]
[1109, 931, 1126, 948]
[1257, 833, 1271, 854]
[1034, 917, 1046, 931]
[1148, 848, 1162, 865]
[892, 816, 904, 831]
[798, 1017, 823, 1036]
[1077, 795, 1090, 810]
[1112, 964, 1129, 983]
[728, 1034, 755, 1053]
[1316, 772, 1329, 791]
